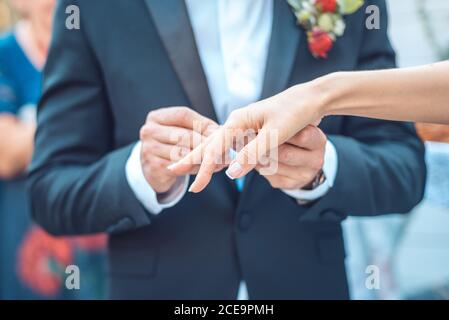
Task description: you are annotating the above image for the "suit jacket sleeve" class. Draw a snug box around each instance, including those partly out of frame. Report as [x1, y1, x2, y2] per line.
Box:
[306, 0, 426, 219]
[27, 0, 151, 235]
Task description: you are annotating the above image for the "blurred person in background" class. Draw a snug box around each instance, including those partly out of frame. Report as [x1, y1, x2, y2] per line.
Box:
[0, 0, 13, 32]
[0, 0, 106, 300]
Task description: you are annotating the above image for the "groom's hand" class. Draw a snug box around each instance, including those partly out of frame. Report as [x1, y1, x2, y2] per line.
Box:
[139, 107, 218, 193]
[257, 125, 326, 190]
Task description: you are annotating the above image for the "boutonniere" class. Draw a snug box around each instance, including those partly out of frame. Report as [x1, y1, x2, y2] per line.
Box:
[288, 0, 365, 59]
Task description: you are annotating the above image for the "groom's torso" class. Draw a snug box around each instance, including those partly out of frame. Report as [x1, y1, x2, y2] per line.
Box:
[89, 0, 363, 143]
[79, 0, 369, 299]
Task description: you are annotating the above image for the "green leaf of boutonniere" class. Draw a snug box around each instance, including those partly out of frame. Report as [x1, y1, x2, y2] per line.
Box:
[338, 0, 364, 15]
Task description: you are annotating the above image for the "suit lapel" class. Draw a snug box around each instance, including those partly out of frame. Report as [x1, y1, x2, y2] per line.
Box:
[144, 0, 217, 122]
[261, 0, 303, 99]
[242, 0, 303, 196]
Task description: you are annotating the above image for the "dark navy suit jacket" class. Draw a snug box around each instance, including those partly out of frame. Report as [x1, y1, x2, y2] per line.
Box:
[28, 0, 426, 299]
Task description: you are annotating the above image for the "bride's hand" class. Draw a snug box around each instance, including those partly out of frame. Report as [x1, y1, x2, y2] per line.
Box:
[169, 80, 327, 193]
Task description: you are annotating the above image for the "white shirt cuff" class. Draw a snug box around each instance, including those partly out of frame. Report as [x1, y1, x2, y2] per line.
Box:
[282, 140, 338, 202]
[125, 142, 189, 215]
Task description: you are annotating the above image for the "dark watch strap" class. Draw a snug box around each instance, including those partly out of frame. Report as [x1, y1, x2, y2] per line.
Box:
[302, 169, 326, 191]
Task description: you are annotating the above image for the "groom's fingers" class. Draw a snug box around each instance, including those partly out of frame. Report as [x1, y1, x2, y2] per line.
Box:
[169, 127, 231, 192]
[167, 140, 207, 175]
[168, 132, 218, 176]
[148, 107, 218, 134]
[187, 128, 233, 192]
[287, 125, 326, 151]
[143, 140, 191, 161]
[140, 124, 205, 149]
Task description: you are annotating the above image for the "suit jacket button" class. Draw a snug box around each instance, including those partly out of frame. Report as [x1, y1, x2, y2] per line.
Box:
[239, 213, 251, 231]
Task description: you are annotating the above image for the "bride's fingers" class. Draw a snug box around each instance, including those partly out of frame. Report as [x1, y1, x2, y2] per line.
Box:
[188, 128, 235, 193]
[312, 118, 322, 127]
[187, 149, 219, 193]
[167, 142, 206, 175]
[226, 127, 275, 180]
[168, 127, 229, 191]
[170, 120, 288, 192]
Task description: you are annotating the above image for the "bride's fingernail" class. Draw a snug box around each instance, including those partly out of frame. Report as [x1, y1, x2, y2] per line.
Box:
[226, 162, 243, 180]
[188, 182, 198, 193]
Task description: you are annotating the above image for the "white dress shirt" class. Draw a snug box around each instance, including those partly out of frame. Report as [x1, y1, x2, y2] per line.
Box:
[125, 0, 338, 299]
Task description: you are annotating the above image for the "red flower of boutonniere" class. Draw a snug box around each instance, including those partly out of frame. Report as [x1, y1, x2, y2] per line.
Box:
[316, 0, 338, 13]
[288, 0, 365, 59]
[308, 29, 334, 59]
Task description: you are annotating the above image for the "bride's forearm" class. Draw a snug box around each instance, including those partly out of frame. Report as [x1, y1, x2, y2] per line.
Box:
[319, 61, 449, 124]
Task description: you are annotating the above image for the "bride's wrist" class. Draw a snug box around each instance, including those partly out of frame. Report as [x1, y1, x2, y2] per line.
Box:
[314, 72, 344, 117]
[281, 72, 346, 126]
[296, 74, 338, 119]
[320, 71, 360, 117]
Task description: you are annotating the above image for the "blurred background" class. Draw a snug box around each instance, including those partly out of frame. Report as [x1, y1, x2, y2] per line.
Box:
[0, 0, 107, 300]
[0, 0, 448, 300]
[344, 0, 449, 300]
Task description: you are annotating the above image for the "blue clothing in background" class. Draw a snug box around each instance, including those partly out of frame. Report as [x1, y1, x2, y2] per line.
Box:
[0, 32, 41, 113]
[0, 31, 42, 300]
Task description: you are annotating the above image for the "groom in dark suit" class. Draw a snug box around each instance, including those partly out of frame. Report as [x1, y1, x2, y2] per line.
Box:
[28, 0, 426, 299]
